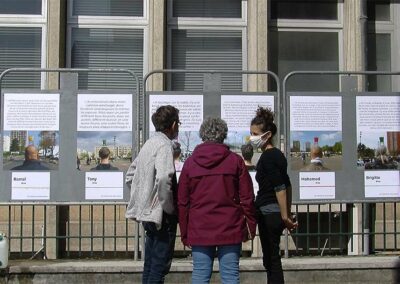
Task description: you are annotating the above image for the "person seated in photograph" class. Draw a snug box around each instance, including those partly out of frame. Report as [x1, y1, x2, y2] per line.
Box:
[365, 145, 397, 170]
[90, 147, 119, 171]
[11, 145, 49, 171]
[241, 143, 256, 171]
[301, 146, 330, 171]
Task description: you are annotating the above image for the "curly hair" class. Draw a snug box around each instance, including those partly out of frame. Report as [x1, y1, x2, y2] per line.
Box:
[250, 106, 277, 138]
[199, 117, 228, 143]
[151, 105, 179, 132]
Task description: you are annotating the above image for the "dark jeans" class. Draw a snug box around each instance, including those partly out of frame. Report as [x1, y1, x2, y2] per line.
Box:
[142, 213, 178, 284]
[258, 212, 285, 284]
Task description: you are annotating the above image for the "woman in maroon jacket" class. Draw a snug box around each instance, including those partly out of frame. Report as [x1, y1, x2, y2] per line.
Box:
[178, 117, 256, 284]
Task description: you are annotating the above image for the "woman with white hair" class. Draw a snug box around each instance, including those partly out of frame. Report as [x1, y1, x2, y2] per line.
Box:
[178, 117, 256, 284]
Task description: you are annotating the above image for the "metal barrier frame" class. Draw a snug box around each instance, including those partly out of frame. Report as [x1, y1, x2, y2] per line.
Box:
[283, 70, 400, 203]
[0, 68, 142, 260]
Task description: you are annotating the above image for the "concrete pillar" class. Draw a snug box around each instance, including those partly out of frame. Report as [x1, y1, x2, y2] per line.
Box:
[247, 0, 268, 92]
[46, 0, 67, 89]
[343, 0, 367, 90]
[45, 1, 67, 259]
[147, 0, 166, 91]
[343, 0, 368, 255]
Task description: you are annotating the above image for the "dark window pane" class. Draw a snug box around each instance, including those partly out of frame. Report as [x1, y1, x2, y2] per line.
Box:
[173, 0, 241, 18]
[0, 0, 41, 15]
[170, 30, 242, 91]
[73, 0, 143, 17]
[271, 0, 337, 20]
[367, 33, 391, 91]
[71, 28, 143, 90]
[0, 27, 42, 88]
[269, 31, 339, 91]
[367, 0, 390, 21]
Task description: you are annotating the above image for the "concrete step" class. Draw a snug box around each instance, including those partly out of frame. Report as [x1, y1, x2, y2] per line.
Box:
[1, 256, 399, 283]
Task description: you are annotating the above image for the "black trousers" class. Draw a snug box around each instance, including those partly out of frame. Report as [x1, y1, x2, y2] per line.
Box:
[257, 212, 285, 284]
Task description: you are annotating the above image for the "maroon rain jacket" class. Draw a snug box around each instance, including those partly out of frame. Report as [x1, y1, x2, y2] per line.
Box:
[178, 142, 257, 246]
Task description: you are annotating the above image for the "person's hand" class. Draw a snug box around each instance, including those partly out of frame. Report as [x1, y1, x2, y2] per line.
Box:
[282, 216, 298, 231]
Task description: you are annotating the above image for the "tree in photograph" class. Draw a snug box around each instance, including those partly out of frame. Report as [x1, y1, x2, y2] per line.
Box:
[357, 143, 366, 158]
[180, 131, 192, 153]
[10, 138, 20, 152]
[39, 131, 56, 158]
[332, 142, 342, 154]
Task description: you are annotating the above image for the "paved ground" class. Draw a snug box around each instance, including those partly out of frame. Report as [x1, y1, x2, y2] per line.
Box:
[1, 255, 399, 283]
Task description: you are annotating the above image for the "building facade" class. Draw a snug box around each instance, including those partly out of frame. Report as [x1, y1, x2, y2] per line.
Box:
[0, 0, 399, 92]
[1, 0, 399, 258]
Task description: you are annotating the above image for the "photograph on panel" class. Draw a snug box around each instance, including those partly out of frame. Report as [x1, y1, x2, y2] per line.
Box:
[77, 131, 132, 172]
[3, 130, 59, 171]
[290, 131, 342, 171]
[357, 132, 399, 170]
[3, 92, 60, 171]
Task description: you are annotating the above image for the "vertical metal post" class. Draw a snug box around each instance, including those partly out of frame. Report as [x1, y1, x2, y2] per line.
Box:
[360, 0, 370, 256]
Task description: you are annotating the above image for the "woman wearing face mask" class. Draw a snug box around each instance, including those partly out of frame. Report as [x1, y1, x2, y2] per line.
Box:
[249, 107, 298, 284]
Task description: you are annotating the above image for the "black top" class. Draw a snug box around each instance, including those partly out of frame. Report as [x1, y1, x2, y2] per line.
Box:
[90, 164, 119, 171]
[255, 147, 291, 208]
[11, 160, 49, 171]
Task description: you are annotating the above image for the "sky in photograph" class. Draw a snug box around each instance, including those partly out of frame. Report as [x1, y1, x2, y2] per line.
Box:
[290, 131, 342, 149]
[356, 131, 387, 149]
[77, 131, 132, 152]
[3, 131, 59, 147]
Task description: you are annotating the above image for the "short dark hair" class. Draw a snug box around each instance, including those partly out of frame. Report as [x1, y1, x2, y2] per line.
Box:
[151, 105, 179, 132]
[99, 147, 111, 159]
[241, 144, 254, 161]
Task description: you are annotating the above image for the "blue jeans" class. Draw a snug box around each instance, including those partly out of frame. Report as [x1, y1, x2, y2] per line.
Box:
[191, 244, 241, 284]
[142, 213, 177, 284]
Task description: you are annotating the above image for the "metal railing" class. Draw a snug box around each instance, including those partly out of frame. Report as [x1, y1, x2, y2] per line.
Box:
[1, 202, 398, 259]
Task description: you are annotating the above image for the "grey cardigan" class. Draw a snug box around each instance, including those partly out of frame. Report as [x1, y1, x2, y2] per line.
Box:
[125, 132, 176, 228]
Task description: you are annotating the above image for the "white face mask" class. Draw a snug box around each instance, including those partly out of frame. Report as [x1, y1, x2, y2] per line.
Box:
[249, 132, 270, 149]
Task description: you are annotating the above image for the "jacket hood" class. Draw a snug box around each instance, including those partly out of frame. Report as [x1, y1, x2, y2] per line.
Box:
[191, 142, 230, 169]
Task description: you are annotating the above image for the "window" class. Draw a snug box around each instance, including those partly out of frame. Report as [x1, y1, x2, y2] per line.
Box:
[367, 33, 391, 91]
[0, 0, 46, 89]
[269, 31, 339, 91]
[71, 28, 144, 89]
[0, 28, 42, 88]
[269, 1, 341, 91]
[170, 30, 242, 91]
[172, 0, 241, 18]
[72, 0, 143, 17]
[367, 0, 391, 22]
[0, 0, 42, 15]
[67, 0, 146, 90]
[167, 0, 246, 91]
[271, 0, 338, 20]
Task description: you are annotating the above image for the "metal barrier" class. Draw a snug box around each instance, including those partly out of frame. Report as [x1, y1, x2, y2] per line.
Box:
[0, 68, 142, 260]
[0, 69, 398, 260]
[1, 202, 399, 258]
